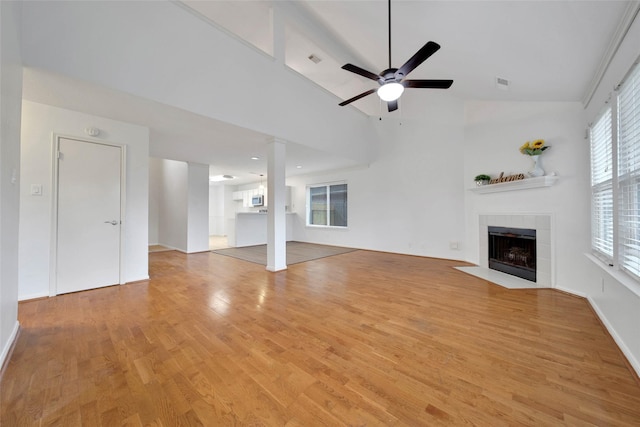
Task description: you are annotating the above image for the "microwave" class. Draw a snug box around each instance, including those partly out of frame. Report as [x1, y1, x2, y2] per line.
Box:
[252, 195, 264, 207]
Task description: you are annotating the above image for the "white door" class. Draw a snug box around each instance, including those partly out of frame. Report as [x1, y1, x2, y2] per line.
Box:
[56, 137, 122, 294]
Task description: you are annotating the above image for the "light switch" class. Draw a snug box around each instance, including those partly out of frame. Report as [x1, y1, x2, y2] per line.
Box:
[30, 184, 43, 196]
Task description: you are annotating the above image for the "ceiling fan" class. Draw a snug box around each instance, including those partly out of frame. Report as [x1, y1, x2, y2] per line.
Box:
[339, 0, 453, 112]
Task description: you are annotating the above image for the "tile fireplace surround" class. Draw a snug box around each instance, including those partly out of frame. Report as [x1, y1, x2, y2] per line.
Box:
[458, 214, 553, 289]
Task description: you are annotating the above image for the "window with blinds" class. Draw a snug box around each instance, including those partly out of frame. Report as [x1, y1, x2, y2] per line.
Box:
[590, 60, 640, 282]
[618, 61, 640, 279]
[590, 108, 613, 260]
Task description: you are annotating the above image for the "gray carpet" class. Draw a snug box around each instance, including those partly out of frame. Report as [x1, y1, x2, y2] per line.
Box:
[212, 241, 357, 265]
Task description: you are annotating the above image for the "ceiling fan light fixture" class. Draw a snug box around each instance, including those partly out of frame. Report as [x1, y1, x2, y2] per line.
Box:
[377, 82, 404, 102]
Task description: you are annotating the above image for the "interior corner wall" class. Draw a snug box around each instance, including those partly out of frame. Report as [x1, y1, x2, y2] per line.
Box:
[462, 99, 640, 375]
[462, 101, 590, 292]
[585, 9, 640, 120]
[187, 162, 209, 253]
[288, 95, 466, 260]
[208, 184, 225, 236]
[148, 157, 161, 245]
[156, 159, 188, 251]
[0, 0, 23, 368]
[18, 101, 150, 300]
[154, 159, 208, 253]
[223, 185, 236, 245]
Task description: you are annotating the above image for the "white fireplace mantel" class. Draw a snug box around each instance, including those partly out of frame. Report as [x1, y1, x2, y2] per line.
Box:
[469, 175, 558, 194]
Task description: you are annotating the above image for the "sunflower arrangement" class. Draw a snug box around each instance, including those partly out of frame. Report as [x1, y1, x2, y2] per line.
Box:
[520, 139, 550, 156]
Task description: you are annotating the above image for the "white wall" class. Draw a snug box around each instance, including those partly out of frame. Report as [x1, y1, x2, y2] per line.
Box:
[187, 162, 209, 253]
[585, 9, 640, 120]
[209, 184, 225, 235]
[156, 159, 188, 251]
[463, 101, 590, 289]
[19, 0, 376, 165]
[153, 159, 209, 253]
[0, 0, 23, 368]
[224, 185, 237, 246]
[18, 101, 150, 300]
[289, 95, 466, 260]
[148, 157, 161, 245]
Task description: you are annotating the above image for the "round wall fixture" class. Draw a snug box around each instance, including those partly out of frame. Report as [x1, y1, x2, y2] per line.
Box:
[84, 127, 100, 137]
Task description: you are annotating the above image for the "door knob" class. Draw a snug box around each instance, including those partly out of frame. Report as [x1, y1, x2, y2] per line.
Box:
[104, 220, 119, 225]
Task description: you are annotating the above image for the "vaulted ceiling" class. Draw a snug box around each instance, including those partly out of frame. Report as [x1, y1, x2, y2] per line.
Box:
[297, 0, 632, 108]
[189, 1, 632, 113]
[21, 1, 636, 183]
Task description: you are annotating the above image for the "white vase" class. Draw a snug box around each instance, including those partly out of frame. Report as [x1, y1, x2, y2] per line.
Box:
[528, 155, 545, 177]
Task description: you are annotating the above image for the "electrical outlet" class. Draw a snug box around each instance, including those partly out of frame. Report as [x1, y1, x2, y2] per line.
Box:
[449, 241, 459, 250]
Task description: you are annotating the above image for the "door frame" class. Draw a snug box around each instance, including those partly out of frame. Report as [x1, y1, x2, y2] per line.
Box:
[49, 134, 127, 296]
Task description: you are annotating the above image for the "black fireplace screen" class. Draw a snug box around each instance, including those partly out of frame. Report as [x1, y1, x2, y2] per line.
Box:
[488, 226, 536, 282]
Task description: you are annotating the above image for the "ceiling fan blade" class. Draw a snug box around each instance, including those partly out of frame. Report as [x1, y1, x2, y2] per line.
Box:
[387, 100, 398, 112]
[342, 64, 382, 82]
[403, 79, 453, 89]
[395, 41, 441, 79]
[339, 89, 377, 106]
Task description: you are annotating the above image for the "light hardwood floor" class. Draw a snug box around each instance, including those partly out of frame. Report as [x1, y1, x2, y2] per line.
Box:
[2, 250, 639, 425]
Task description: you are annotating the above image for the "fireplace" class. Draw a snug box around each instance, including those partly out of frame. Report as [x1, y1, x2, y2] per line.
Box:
[488, 226, 536, 282]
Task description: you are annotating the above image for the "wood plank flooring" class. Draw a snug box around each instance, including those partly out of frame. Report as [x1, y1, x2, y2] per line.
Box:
[2, 250, 640, 426]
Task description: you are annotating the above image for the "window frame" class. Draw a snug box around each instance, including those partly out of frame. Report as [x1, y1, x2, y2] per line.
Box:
[590, 60, 640, 284]
[590, 107, 614, 263]
[615, 60, 640, 281]
[306, 181, 348, 229]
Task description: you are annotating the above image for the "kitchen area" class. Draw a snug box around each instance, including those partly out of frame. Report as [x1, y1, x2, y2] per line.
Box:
[212, 182, 295, 248]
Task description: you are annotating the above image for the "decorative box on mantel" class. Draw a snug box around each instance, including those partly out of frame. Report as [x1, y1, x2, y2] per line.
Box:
[469, 175, 558, 194]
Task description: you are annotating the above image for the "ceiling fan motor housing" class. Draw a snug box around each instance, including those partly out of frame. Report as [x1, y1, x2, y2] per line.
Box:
[380, 68, 400, 84]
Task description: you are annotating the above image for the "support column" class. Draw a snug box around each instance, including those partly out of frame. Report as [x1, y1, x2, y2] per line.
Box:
[266, 139, 287, 271]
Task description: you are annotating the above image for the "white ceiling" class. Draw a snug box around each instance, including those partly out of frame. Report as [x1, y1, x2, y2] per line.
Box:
[296, 1, 632, 110]
[22, 1, 634, 183]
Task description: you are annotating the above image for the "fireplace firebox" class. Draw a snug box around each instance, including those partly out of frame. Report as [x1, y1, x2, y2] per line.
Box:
[488, 226, 536, 282]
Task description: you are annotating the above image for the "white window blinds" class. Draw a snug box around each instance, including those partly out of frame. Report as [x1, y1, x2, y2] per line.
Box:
[618, 62, 640, 279]
[590, 108, 613, 260]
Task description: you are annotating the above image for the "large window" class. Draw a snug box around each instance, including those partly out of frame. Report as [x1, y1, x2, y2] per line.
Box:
[307, 183, 347, 227]
[590, 108, 613, 261]
[590, 61, 640, 280]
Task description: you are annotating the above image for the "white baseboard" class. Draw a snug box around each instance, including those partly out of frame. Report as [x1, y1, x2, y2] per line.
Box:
[587, 296, 640, 378]
[18, 291, 49, 301]
[555, 285, 588, 298]
[0, 321, 20, 374]
[154, 244, 186, 253]
[124, 275, 150, 283]
[551, 286, 639, 377]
